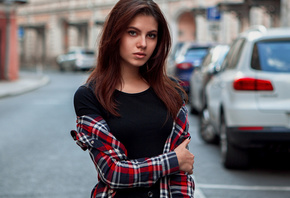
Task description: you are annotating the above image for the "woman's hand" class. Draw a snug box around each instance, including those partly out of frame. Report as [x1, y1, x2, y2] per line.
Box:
[174, 138, 195, 174]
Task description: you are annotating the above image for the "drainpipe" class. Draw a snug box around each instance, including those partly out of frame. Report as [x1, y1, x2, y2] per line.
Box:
[4, 0, 12, 80]
[2, 0, 28, 80]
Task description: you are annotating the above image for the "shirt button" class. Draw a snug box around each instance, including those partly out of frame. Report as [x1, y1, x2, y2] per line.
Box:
[148, 191, 153, 197]
[109, 150, 113, 153]
[90, 140, 94, 144]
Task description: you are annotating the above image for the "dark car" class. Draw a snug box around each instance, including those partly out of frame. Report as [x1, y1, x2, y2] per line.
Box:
[168, 42, 213, 92]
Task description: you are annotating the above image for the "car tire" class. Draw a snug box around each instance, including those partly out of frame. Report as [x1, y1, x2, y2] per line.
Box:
[72, 63, 79, 72]
[189, 93, 199, 115]
[59, 63, 65, 72]
[199, 106, 219, 144]
[190, 105, 199, 115]
[220, 113, 250, 169]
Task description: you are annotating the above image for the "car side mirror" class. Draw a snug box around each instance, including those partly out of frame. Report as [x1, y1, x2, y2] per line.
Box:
[213, 65, 221, 74]
[207, 64, 221, 75]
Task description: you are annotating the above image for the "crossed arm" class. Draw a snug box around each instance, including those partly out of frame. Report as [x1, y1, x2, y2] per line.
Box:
[72, 112, 194, 196]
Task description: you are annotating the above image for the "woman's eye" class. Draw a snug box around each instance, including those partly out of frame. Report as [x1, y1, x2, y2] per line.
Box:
[148, 33, 157, 39]
[128, 31, 137, 36]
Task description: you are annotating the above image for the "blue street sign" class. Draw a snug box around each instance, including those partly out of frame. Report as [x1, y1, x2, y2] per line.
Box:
[207, 6, 221, 21]
[18, 27, 24, 38]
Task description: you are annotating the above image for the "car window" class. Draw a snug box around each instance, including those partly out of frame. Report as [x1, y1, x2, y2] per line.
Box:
[201, 49, 213, 68]
[226, 39, 245, 70]
[81, 50, 95, 55]
[221, 39, 245, 71]
[220, 41, 236, 70]
[251, 40, 290, 73]
[213, 48, 229, 70]
[68, 51, 76, 55]
[217, 48, 229, 66]
[185, 47, 208, 60]
[171, 42, 184, 60]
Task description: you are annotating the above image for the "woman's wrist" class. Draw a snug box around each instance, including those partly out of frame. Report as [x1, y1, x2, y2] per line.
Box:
[161, 151, 180, 176]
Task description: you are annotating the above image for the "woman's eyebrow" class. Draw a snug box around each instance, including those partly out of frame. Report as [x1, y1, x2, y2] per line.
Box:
[127, 26, 158, 33]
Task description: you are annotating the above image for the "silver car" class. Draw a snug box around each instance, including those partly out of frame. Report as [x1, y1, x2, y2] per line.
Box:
[202, 26, 290, 169]
[56, 48, 96, 71]
[189, 44, 229, 115]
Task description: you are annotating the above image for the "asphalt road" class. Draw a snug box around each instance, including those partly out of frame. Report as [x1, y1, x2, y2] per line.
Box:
[0, 71, 289, 198]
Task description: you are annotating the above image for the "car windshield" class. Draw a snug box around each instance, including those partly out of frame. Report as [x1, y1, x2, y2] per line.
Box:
[184, 47, 208, 60]
[216, 49, 229, 65]
[252, 40, 290, 73]
[80, 50, 95, 55]
[172, 42, 184, 60]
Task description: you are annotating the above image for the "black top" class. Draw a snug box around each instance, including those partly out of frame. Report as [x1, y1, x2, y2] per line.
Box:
[74, 85, 173, 198]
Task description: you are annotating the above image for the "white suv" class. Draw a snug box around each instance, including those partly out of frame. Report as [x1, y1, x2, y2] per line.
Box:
[202, 26, 290, 169]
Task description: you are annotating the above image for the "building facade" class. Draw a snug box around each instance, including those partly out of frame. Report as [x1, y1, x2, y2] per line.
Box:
[13, 0, 288, 69]
[0, 0, 27, 80]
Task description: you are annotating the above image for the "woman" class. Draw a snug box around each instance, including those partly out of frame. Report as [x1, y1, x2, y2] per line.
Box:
[71, 0, 195, 197]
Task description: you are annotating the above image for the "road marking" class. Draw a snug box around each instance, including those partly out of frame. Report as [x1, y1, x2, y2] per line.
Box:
[197, 184, 290, 191]
[192, 176, 207, 198]
[195, 187, 207, 198]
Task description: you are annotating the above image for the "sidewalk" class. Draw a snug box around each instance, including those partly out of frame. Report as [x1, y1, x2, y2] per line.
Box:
[0, 71, 50, 98]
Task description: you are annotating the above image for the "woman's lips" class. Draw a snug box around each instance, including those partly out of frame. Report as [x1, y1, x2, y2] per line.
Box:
[133, 52, 146, 59]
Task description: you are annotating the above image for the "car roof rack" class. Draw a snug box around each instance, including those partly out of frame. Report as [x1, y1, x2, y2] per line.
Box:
[245, 25, 267, 34]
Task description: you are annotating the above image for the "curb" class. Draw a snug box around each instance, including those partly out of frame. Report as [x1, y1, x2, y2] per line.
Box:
[0, 75, 50, 98]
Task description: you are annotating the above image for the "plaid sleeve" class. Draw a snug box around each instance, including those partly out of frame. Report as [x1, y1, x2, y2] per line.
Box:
[169, 172, 195, 197]
[72, 115, 180, 189]
[91, 148, 179, 189]
[167, 104, 195, 197]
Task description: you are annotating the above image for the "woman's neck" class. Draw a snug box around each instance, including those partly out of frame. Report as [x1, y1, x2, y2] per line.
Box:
[117, 65, 149, 93]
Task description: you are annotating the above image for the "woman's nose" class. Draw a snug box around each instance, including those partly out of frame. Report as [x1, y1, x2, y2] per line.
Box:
[137, 37, 147, 48]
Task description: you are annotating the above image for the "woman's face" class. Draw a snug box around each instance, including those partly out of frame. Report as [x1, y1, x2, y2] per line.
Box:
[119, 14, 158, 70]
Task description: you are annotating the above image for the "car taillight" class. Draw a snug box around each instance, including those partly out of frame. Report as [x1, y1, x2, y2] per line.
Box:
[176, 63, 193, 70]
[238, 127, 264, 131]
[179, 81, 189, 87]
[233, 77, 273, 91]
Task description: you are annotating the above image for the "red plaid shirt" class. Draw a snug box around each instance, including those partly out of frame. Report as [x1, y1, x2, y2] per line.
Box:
[71, 103, 195, 198]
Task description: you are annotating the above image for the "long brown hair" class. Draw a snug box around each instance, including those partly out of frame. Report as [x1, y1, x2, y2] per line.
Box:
[87, 0, 187, 119]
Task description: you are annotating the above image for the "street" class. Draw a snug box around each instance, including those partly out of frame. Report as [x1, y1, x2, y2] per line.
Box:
[1, 71, 290, 198]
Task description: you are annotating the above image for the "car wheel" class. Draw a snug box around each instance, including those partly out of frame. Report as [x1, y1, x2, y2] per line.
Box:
[72, 63, 79, 72]
[189, 93, 199, 115]
[190, 105, 199, 115]
[199, 106, 219, 144]
[59, 63, 65, 72]
[220, 113, 249, 169]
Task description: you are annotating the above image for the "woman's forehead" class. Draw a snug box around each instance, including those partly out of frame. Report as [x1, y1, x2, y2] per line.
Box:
[127, 14, 158, 31]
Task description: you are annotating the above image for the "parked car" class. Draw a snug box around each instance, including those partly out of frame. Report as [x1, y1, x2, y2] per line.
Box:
[56, 48, 96, 71]
[201, 26, 290, 169]
[189, 44, 229, 115]
[167, 42, 213, 93]
[167, 42, 185, 76]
